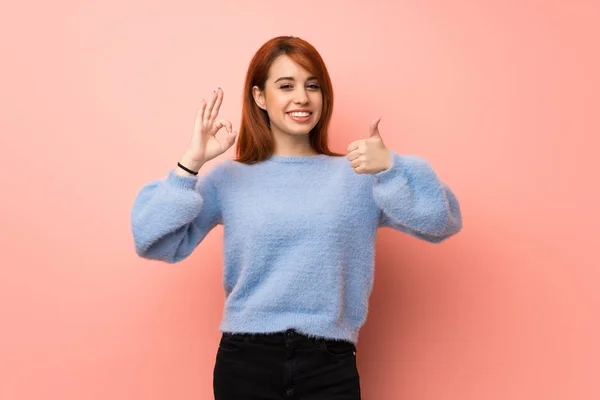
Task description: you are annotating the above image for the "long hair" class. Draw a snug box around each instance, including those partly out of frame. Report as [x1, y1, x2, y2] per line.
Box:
[235, 36, 341, 164]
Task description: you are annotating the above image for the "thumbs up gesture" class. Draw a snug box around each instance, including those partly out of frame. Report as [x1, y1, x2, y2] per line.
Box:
[346, 117, 393, 174]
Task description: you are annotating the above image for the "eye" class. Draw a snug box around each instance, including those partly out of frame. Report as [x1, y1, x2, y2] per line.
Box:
[279, 83, 321, 90]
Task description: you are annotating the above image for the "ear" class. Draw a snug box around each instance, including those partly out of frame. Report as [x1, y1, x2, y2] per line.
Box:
[252, 86, 266, 110]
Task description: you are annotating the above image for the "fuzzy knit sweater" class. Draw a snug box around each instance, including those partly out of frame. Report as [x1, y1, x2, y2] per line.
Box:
[131, 152, 462, 343]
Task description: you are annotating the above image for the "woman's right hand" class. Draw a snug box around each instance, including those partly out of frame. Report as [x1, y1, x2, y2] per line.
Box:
[179, 88, 237, 173]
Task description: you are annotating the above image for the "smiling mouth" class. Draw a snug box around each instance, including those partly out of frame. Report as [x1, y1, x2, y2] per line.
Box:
[286, 112, 312, 123]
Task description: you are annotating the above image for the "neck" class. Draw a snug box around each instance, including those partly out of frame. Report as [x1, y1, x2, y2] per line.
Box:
[272, 132, 317, 156]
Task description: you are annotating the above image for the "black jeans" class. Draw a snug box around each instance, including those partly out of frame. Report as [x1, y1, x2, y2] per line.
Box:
[213, 329, 362, 399]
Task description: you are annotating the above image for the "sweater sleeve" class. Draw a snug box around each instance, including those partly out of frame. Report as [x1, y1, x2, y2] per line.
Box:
[373, 152, 462, 243]
[130, 167, 222, 263]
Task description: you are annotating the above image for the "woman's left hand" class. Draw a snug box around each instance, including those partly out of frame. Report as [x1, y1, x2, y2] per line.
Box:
[346, 117, 392, 174]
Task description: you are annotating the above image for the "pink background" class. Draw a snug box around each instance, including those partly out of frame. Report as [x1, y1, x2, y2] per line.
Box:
[1, 1, 598, 399]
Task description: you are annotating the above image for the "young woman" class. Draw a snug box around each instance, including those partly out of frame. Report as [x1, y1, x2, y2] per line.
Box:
[131, 36, 462, 400]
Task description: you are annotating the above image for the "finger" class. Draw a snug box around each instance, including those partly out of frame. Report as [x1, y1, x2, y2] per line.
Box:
[346, 149, 361, 161]
[225, 130, 238, 148]
[350, 157, 363, 168]
[195, 100, 206, 134]
[215, 119, 233, 134]
[204, 90, 219, 124]
[346, 140, 361, 153]
[353, 164, 365, 174]
[210, 87, 224, 121]
[369, 117, 382, 137]
[219, 130, 238, 151]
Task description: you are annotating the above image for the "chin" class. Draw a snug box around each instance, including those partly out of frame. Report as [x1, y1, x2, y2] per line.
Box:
[289, 123, 319, 135]
[280, 125, 312, 136]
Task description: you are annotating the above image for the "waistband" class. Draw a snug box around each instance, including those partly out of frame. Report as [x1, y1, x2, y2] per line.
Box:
[222, 328, 349, 346]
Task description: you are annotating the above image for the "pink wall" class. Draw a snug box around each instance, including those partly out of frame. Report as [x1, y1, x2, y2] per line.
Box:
[1, 1, 598, 399]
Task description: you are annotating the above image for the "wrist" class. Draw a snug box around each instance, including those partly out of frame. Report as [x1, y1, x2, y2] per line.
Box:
[375, 149, 392, 173]
[176, 154, 205, 176]
[385, 149, 393, 170]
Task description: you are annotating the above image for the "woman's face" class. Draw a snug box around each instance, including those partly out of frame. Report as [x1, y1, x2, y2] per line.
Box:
[253, 55, 323, 139]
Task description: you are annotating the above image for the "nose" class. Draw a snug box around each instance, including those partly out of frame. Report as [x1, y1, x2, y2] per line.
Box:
[293, 88, 309, 104]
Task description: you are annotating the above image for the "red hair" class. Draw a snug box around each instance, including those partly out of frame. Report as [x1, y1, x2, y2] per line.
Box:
[235, 36, 341, 164]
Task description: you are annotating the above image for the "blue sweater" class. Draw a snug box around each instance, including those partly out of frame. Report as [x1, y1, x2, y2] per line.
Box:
[131, 152, 462, 343]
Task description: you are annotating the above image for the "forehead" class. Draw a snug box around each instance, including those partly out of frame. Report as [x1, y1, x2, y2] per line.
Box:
[268, 55, 314, 80]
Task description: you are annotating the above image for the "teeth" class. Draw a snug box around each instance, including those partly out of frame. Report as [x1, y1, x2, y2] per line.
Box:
[289, 112, 310, 117]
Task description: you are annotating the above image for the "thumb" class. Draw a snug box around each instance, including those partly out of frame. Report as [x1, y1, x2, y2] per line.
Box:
[369, 117, 382, 138]
[224, 130, 238, 149]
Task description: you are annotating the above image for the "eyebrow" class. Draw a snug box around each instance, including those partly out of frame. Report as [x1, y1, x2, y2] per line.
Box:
[274, 76, 318, 83]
